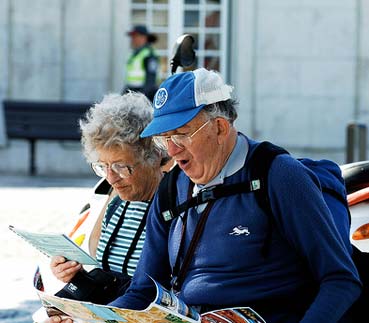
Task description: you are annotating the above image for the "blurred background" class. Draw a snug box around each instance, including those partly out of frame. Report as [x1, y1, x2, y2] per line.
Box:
[0, 0, 368, 177]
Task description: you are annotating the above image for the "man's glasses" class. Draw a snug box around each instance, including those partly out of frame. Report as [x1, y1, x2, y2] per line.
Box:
[153, 119, 211, 150]
[91, 161, 138, 178]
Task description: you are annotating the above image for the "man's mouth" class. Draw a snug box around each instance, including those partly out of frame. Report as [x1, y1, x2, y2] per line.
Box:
[177, 159, 189, 169]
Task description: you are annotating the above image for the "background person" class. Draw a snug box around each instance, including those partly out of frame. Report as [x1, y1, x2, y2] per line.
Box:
[49, 92, 170, 300]
[123, 25, 159, 101]
[109, 68, 361, 323]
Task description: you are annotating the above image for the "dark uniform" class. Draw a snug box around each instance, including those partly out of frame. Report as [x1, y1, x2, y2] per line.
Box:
[125, 44, 159, 101]
[124, 25, 159, 101]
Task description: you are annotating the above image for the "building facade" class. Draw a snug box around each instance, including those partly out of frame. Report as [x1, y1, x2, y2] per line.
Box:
[0, 0, 368, 175]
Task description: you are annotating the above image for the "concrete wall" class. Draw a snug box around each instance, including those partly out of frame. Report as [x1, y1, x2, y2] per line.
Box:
[1, 0, 368, 176]
[0, 0, 128, 176]
[232, 0, 368, 163]
[357, 1, 369, 126]
[0, 0, 9, 147]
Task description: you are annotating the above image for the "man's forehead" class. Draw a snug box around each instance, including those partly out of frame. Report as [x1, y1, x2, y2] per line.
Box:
[159, 123, 191, 136]
[158, 114, 204, 136]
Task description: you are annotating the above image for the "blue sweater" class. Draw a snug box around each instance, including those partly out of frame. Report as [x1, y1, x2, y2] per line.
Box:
[111, 136, 361, 323]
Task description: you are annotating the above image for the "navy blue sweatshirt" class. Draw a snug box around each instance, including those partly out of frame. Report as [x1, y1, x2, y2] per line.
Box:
[110, 136, 361, 323]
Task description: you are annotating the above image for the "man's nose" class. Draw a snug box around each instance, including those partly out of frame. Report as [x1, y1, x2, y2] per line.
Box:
[166, 139, 184, 156]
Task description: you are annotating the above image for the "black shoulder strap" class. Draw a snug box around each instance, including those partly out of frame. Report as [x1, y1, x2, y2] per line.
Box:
[121, 200, 152, 272]
[159, 165, 263, 221]
[248, 141, 289, 256]
[158, 165, 181, 221]
[105, 195, 123, 225]
[248, 141, 289, 209]
[102, 201, 130, 271]
[102, 199, 151, 274]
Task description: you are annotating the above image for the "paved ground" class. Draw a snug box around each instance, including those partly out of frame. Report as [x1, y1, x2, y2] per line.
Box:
[0, 174, 98, 323]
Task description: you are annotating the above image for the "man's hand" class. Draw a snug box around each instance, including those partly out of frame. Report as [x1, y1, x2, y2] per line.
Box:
[50, 256, 82, 283]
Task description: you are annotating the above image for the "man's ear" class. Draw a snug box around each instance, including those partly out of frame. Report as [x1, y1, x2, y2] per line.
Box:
[215, 118, 231, 144]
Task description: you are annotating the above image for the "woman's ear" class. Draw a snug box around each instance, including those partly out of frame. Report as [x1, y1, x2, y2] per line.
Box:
[216, 118, 231, 144]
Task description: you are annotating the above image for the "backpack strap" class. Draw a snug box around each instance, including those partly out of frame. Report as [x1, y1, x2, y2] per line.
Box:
[159, 165, 263, 222]
[247, 141, 289, 257]
[164, 182, 262, 221]
[248, 141, 289, 211]
[159, 165, 181, 221]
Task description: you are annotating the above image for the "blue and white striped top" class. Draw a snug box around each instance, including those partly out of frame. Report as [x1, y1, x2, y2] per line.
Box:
[95, 197, 149, 276]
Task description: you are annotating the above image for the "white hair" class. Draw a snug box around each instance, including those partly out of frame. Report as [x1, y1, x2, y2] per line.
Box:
[80, 92, 167, 166]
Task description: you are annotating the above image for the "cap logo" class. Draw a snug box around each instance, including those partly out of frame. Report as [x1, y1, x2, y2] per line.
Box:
[154, 88, 168, 109]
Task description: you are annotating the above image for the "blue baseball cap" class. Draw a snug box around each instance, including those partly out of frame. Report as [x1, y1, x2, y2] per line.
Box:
[140, 68, 233, 138]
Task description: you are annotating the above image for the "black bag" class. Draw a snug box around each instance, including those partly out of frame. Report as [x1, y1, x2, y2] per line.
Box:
[55, 268, 131, 304]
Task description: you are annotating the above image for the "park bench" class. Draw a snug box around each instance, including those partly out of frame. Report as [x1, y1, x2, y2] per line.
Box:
[3, 100, 92, 175]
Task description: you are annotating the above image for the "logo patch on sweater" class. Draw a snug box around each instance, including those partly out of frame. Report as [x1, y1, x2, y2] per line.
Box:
[229, 225, 250, 236]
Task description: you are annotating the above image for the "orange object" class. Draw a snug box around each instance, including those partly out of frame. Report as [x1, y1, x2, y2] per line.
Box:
[347, 187, 369, 206]
[68, 210, 90, 238]
[352, 223, 369, 240]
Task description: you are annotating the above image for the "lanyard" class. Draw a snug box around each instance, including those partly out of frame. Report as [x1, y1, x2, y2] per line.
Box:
[172, 181, 215, 292]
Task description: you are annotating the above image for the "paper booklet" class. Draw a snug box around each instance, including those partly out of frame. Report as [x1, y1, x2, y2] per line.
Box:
[36, 278, 266, 323]
[8, 225, 98, 265]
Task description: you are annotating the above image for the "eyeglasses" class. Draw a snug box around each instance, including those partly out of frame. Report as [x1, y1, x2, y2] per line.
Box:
[153, 119, 211, 150]
[91, 161, 138, 179]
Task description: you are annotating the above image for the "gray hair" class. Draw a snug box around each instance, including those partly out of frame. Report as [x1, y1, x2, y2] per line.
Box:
[202, 99, 238, 125]
[80, 92, 167, 166]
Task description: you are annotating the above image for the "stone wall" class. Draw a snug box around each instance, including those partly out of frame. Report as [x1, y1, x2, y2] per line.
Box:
[232, 0, 369, 163]
[0, 0, 128, 175]
[1, 0, 368, 176]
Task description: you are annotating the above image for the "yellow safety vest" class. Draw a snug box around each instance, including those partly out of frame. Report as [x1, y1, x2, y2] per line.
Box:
[126, 46, 156, 87]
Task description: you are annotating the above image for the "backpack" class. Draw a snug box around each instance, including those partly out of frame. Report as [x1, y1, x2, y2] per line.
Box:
[158, 141, 368, 321]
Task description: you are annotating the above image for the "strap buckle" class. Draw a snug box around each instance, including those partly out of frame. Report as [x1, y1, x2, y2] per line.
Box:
[198, 187, 216, 204]
[162, 209, 175, 221]
[250, 179, 261, 191]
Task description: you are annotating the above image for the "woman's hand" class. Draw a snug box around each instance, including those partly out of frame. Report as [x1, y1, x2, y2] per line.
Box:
[50, 256, 82, 283]
[45, 315, 73, 323]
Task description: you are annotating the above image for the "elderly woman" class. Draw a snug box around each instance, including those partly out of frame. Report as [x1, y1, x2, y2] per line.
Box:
[49, 92, 170, 305]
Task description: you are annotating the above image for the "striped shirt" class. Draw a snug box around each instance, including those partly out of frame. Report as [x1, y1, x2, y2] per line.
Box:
[96, 197, 149, 276]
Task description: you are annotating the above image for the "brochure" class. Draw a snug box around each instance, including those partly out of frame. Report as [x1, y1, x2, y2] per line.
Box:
[9, 225, 98, 265]
[36, 278, 266, 323]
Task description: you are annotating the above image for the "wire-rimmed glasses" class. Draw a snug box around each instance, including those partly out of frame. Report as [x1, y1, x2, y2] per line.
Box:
[153, 119, 211, 150]
[91, 161, 139, 178]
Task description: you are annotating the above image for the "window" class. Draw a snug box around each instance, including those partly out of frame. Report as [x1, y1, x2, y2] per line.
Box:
[131, 0, 228, 80]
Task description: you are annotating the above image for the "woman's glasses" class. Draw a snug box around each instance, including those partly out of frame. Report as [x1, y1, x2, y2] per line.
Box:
[91, 162, 139, 178]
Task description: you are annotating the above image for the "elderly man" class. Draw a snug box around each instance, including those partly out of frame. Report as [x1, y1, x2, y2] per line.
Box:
[39, 68, 360, 323]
